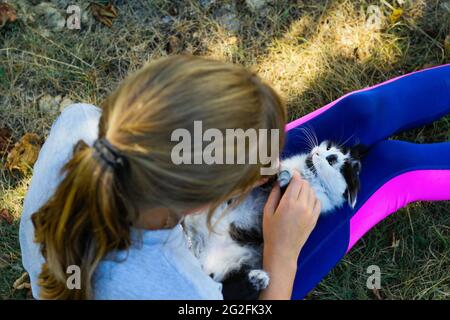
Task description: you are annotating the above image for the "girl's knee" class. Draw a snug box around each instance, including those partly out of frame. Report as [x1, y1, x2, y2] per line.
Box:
[340, 92, 380, 131]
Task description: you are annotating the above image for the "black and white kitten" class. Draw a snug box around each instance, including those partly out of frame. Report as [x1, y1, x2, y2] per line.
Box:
[183, 140, 365, 299]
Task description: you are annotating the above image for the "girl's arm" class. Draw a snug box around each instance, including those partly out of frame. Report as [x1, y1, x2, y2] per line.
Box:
[259, 171, 321, 300]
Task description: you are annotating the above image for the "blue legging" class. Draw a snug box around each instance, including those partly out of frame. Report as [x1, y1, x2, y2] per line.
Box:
[282, 64, 450, 299]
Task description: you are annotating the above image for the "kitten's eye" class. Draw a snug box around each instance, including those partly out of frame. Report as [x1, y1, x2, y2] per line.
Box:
[326, 154, 338, 165]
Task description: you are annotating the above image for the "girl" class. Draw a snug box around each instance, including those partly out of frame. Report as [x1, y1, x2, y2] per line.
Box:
[20, 55, 321, 299]
[20, 55, 450, 300]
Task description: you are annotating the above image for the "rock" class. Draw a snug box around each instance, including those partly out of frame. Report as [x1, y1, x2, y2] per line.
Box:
[35, 2, 66, 32]
[217, 12, 240, 32]
[161, 15, 173, 24]
[81, 9, 93, 25]
[59, 97, 74, 112]
[215, 4, 240, 33]
[38, 94, 62, 113]
[200, 0, 216, 9]
[440, 2, 450, 13]
[245, 0, 269, 12]
[48, 12, 66, 31]
[54, 0, 73, 8]
[38, 94, 74, 113]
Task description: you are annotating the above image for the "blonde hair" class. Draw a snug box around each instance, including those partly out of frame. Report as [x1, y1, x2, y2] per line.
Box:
[32, 55, 286, 299]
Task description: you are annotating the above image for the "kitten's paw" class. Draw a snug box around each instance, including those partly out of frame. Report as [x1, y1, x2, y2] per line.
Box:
[278, 170, 292, 188]
[248, 269, 270, 290]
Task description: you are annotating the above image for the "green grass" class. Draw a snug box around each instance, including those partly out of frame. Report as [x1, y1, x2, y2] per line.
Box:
[0, 0, 449, 299]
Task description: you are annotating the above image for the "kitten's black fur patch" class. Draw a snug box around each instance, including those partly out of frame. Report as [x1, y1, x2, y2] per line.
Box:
[341, 144, 367, 208]
[225, 222, 264, 299]
[342, 160, 360, 205]
[229, 222, 263, 247]
[220, 142, 368, 299]
[305, 154, 314, 173]
[222, 267, 260, 300]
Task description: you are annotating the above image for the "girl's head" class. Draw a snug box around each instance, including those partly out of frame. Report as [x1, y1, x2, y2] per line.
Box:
[32, 55, 285, 299]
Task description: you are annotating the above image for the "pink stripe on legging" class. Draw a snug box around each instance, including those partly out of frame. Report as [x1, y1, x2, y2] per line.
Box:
[284, 64, 450, 252]
[347, 170, 450, 251]
[286, 63, 450, 131]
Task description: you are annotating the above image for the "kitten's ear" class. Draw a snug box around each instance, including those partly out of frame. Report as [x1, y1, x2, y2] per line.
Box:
[342, 160, 361, 209]
[352, 159, 362, 174]
[350, 144, 369, 160]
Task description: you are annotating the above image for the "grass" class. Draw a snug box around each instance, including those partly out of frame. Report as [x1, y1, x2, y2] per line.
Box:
[0, 0, 449, 299]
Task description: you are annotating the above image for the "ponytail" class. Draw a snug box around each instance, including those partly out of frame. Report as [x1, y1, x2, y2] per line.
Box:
[31, 55, 285, 299]
[32, 140, 138, 299]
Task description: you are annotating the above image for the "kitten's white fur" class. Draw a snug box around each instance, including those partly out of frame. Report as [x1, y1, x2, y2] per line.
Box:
[184, 141, 359, 291]
[280, 142, 351, 212]
[184, 189, 266, 283]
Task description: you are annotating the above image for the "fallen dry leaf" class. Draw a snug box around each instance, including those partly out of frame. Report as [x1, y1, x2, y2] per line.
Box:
[0, 2, 17, 28]
[390, 8, 403, 24]
[0, 208, 14, 225]
[0, 127, 12, 155]
[166, 35, 182, 54]
[13, 272, 31, 290]
[372, 288, 383, 300]
[90, 2, 118, 28]
[5, 133, 41, 174]
[445, 35, 450, 57]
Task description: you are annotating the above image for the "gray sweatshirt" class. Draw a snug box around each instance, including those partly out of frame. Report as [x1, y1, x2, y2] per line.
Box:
[19, 103, 223, 300]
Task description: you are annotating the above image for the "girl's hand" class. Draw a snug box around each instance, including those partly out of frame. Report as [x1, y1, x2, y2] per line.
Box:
[259, 170, 321, 299]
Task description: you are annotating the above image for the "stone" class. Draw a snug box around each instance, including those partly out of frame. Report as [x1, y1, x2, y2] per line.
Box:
[38, 94, 62, 113]
[245, 0, 269, 13]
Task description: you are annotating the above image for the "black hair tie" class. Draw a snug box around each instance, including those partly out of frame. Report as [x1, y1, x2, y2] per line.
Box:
[93, 137, 125, 169]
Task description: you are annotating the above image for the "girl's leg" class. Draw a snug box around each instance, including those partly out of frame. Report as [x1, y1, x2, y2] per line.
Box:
[283, 64, 450, 299]
[291, 140, 450, 299]
[283, 63, 450, 158]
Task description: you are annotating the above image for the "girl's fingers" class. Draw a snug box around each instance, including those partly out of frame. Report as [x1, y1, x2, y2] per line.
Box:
[264, 183, 281, 216]
[285, 170, 303, 199]
[297, 179, 311, 204]
[307, 184, 316, 208]
[312, 199, 322, 218]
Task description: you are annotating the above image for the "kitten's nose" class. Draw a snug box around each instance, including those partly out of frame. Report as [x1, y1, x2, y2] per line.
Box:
[326, 154, 338, 164]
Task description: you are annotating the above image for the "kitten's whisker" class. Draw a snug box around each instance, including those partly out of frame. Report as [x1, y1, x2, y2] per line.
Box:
[340, 133, 355, 149]
[297, 128, 315, 151]
[300, 126, 318, 152]
[291, 127, 314, 150]
[310, 126, 319, 147]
